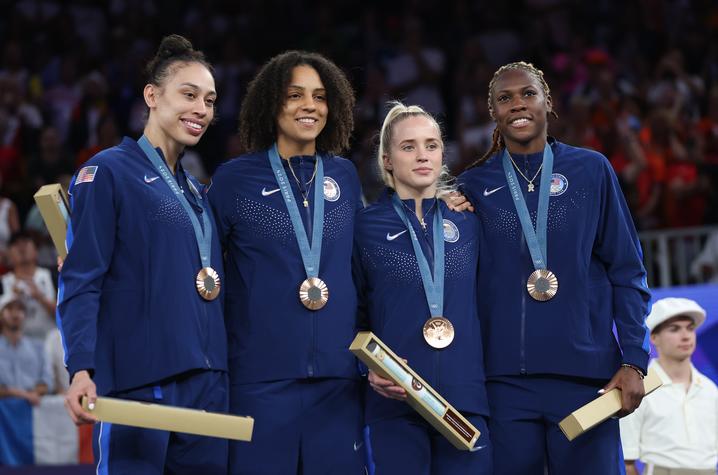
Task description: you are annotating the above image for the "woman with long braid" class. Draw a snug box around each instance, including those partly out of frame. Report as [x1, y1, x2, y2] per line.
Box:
[458, 61, 651, 474]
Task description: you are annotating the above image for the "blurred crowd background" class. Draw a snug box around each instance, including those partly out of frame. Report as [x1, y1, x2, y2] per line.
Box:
[1, 0, 718, 466]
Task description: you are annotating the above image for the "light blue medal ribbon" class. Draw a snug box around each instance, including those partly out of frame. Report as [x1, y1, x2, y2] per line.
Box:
[391, 194, 454, 348]
[501, 143, 559, 300]
[137, 135, 219, 300]
[268, 143, 328, 310]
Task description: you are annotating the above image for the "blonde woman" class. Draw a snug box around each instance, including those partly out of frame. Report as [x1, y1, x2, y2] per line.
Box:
[353, 102, 492, 474]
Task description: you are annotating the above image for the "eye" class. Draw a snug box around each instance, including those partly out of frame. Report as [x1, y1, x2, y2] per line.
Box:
[524, 90, 537, 97]
[426, 142, 439, 151]
[205, 98, 216, 107]
[184, 92, 196, 99]
[314, 94, 326, 102]
[401, 144, 414, 152]
[496, 94, 509, 103]
[288, 92, 302, 100]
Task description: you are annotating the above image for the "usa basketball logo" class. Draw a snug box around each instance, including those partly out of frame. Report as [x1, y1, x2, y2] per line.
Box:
[323, 176, 340, 201]
[550, 173, 568, 196]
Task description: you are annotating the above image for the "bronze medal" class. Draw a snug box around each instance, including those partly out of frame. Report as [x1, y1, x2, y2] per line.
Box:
[299, 277, 329, 310]
[422, 316, 455, 349]
[526, 269, 558, 301]
[196, 267, 221, 301]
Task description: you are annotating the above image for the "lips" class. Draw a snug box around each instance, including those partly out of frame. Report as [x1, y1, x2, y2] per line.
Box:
[508, 117, 532, 128]
[296, 117, 319, 127]
[413, 167, 434, 175]
[181, 119, 205, 136]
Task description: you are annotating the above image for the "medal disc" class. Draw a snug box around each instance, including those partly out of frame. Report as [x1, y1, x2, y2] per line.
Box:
[526, 269, 558, 301]
[422, 317, 455, 349]
[196, 267, 221, 301]
[299, 277, 329, 310]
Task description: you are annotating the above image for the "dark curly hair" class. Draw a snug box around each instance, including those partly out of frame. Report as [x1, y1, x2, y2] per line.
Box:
[238, 51, 355, 156]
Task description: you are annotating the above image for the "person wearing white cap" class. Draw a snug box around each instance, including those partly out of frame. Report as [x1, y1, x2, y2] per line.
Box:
[620, 297, 718, 475]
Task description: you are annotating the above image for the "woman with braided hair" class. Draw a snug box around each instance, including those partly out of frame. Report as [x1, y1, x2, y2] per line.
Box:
[458, 61, 651, 473]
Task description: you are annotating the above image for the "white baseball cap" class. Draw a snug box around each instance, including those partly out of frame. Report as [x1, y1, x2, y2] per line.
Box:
[646, 297, 707, 333]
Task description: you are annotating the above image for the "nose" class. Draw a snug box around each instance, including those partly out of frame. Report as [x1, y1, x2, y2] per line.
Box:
[193, 100, 208, 117]
[510, 97, 526, 112]
[301, 96, 317, 111]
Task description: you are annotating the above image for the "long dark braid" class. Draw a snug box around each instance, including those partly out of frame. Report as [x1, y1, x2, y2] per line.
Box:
[465, 61, 558, 170]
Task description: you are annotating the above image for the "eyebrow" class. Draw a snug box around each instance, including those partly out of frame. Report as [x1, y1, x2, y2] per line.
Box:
[180, 82, 217, 96]
[495, 84, 538, 94]
[287, 85, 326, 92]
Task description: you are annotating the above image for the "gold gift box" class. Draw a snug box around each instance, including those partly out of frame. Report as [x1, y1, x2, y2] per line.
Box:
[82, 396, 253, 441]
[349, 331, 480, 451]
[559, 368, 663, 441]
[33, 183, 71, 258]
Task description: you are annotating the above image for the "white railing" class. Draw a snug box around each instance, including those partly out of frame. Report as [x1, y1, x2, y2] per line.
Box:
[639, 225, 718, 288]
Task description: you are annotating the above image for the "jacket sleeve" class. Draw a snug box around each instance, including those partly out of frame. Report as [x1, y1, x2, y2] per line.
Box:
[593, 155, 651, 373]
[57, 161, 117, 378]
[206, 164, 236, 249]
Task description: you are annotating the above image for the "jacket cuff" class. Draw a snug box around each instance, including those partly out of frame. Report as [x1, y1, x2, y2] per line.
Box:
[622, 346, 649, 375]
[67, 352, 95, 380]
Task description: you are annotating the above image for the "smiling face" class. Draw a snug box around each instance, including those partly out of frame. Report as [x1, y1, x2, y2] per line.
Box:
[651, 316, 697, 363]
[276, 65, 328, 157]
[491, 68, 551, 154]
[144, 61, 216, 154]
[383, 115, 443, 199]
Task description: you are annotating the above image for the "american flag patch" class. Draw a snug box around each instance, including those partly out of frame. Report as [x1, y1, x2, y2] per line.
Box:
[76, 166, 98, 184]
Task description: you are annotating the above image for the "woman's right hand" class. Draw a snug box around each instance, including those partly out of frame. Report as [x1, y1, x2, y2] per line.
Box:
[63, 370, 98, 425]
[368, 370, 407, 401]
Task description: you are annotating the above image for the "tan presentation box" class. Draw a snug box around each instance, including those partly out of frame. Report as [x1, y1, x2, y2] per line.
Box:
[559, 368, 663, 441]
[349, 331, 480, 451]
[33, 183, 71, 258]
[82, 396, 254, 441]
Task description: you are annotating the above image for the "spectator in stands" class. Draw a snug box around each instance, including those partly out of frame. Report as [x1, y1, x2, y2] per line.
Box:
[0, 176, 20, 271]
[621, 298, 717, 475]
[1, 232, 56, 340]
[0, 295, 51, 405]
[44, 328, 68, 395]
[690, 231, 718, 283]
[28, 126, 74, 191]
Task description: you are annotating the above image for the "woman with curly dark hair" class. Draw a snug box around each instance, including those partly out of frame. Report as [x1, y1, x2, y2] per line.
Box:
[208, 51, 366, 474]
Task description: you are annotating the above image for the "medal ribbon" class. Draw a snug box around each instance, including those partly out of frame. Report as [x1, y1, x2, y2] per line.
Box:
[501, 143, 553, 271]
[391, 194, 445, 317]
[138, 135, 212, 269]
[268, 143, 325, 279]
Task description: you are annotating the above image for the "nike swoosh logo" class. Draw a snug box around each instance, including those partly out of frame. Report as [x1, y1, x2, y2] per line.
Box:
[144, 175, 160, 183]
[353, 441, 363, 451]
[386, 230, 408, 241]
[483, 185, 505, 196]
[261, 187, 280, 196]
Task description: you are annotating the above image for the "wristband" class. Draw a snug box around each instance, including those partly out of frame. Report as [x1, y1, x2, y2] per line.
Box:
[621, 363, 645, 379]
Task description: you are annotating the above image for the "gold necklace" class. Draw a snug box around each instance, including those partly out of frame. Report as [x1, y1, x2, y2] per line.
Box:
[508, 153, 543, 192]
[287, 157, 319, 207]
[402, 198, 437, 230]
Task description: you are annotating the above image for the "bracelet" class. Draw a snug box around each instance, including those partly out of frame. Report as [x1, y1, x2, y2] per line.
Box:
[621, 363, 645, 379]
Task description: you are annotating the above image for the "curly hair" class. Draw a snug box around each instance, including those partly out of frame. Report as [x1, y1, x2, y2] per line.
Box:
[466, 61, 557, 170]
[238, 51, 355, 156]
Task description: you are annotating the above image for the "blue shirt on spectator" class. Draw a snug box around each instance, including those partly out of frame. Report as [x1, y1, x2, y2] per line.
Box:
[0, 335, 52, 392]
